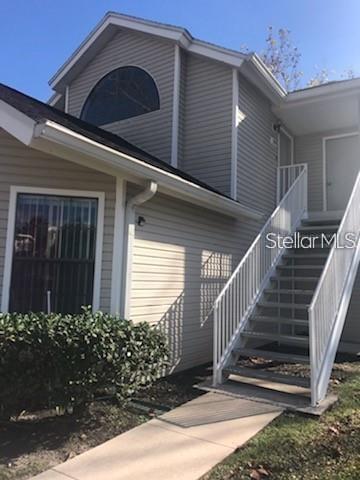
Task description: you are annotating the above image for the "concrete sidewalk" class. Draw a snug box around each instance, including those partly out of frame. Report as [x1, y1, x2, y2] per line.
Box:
[32, 393, 282, 480]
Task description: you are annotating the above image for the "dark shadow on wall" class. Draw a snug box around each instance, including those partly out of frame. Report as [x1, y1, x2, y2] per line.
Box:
[144, 245, 234, 373]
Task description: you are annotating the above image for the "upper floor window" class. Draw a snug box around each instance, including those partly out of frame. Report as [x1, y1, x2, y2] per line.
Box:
[80, 66, 160, 126]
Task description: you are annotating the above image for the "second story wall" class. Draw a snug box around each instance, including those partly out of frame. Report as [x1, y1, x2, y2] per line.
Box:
[67, 30, 175, 162]
[236, 74, 278, 215]
[179, 54, 233, 196]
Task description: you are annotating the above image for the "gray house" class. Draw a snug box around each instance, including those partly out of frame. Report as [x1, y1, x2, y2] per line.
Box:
[1, 12, 360, 408]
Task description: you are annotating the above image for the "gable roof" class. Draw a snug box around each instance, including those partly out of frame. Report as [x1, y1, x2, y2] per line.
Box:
[48, 11, 286, 103]
[0, 82, 262, 220]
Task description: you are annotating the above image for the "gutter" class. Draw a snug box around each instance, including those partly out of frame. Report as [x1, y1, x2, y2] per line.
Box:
[122, 181, 158, 318]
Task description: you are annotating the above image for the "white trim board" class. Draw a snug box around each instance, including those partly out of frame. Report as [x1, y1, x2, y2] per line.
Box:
[322, 131, 358, 211]
[171, 44, 181, 168]
[231, 69, 239, 199]
[277, 126, 294, 167]
[1, 186, 105, 313]
[110, 177, 126, 315]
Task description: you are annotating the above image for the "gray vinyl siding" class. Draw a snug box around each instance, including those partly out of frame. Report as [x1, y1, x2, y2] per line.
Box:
[237, 74, 278, 215]
[0, 130, 116, 312]
[294, 133, 323, 211]
[294, 128, 360, 347]
[129, 188, 261, 372]
[179, 54, 233, 196]
[68, 30, 175, 163]
[294, 127, 356, 212]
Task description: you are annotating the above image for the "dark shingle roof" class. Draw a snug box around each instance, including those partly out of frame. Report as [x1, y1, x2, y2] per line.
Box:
[0, 82, 227, 198]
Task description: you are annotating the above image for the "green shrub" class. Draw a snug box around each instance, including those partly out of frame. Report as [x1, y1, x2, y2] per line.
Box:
[0, 307, 168, 418]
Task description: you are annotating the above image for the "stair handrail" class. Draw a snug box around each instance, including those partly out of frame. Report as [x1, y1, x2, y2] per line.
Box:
[309, 170, 360, 406]
[213, 164, 308, 385]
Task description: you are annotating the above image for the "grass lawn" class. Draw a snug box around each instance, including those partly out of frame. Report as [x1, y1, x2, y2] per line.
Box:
[204, 356, 360, 480]
[0, 365, 209, 480]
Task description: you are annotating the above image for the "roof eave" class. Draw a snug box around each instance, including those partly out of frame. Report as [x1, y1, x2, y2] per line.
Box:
[0, 99, 263, 221]
[33, 120, 263, 220]
[49, 12, 249, 93]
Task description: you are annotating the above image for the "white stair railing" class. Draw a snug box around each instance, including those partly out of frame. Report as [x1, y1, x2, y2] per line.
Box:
[309, 171, 360, 406]
[277, 163, 308, 202]
[213, 165, 308, 385]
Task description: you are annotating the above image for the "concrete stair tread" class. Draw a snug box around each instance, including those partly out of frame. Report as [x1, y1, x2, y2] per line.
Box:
[223, 365, 310, 388]
[301, 218, 341, 226]
[283, 253, 328, 259]
[297, 225, 338, 232]
[270, 275, 319, 282]
[250, 315, 308, 327]
[264, 288, 314, 295]
[277, 265, 323, 270]
[242, 331, 308, 345]
[258, 301, 309, 309]
[233, 347, 309, 364]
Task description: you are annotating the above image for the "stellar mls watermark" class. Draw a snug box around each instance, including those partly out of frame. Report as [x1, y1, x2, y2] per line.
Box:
[266, 232, 360, 249]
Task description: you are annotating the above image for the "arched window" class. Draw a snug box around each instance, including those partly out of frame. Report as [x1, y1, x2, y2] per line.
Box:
[81, 66, 160, 126]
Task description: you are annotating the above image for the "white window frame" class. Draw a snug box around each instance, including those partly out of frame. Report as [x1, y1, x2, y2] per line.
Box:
[1, 186, 105, 313]
[322, 132, 358, 211]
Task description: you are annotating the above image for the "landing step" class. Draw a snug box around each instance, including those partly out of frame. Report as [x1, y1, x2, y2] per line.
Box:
[301, 218, 341, 226]
[264, 288, 314, 295]
[283, 253, 328, 259]
[270, 276, 319, 283]
[200, 379, 337, 416]
[297, 225, 338, 233]
[242, 331, 308, 346]
[277, 265, 323, 270]
[223, 365, 310, 387]
[258, 301, 309, 309]
[251, 315, 308, 327]
[233, 347, 309, 364]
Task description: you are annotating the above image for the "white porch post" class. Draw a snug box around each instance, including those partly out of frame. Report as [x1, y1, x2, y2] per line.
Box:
[110, 177, 126, 315]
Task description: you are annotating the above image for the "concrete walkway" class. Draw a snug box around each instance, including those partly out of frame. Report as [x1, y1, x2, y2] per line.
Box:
[32, 393, 282, 480]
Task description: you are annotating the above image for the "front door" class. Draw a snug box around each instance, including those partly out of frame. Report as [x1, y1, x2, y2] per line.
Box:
[326, 134, 360, 211]
[9, 192, 99, 313]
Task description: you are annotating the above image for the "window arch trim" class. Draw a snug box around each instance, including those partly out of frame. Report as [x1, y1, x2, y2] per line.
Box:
[80, 65, 160, 126]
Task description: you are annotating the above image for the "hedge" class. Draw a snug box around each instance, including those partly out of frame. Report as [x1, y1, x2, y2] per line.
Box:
[0, 307, 168, 418]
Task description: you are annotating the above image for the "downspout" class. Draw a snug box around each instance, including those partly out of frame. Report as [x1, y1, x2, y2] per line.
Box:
[122, 180, 158, 319]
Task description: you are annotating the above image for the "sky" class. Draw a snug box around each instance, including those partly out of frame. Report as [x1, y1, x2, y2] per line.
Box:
[1, 0, 360, 101]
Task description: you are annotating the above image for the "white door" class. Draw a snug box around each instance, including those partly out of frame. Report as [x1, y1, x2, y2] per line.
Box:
[326, 134, 359, 211]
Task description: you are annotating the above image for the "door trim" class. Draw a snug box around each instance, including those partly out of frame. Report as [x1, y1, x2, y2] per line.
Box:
[277, 126, 294, 167]
[1, 186, 105, 313]
[322, 132, 358, 211]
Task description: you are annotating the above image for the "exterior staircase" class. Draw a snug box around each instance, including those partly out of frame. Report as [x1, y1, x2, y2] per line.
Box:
[212, 165, 360, 412]
[221, 218, 340, 405]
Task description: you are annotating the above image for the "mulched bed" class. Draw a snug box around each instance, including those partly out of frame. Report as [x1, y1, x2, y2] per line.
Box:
[0, 364, 210, 480]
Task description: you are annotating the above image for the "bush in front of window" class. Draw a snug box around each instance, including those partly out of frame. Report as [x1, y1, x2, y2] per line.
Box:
[0, 307, 168, 418]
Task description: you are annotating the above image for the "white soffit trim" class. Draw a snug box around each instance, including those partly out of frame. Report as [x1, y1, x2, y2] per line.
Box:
[0, 99, 35, 144]
[47, 91, 63, 107]
[32, 120, 262, 220]
[278, 78, 360, 110]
